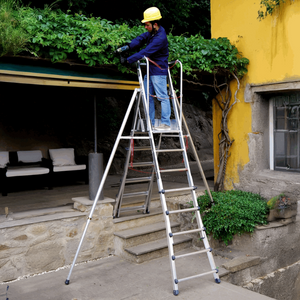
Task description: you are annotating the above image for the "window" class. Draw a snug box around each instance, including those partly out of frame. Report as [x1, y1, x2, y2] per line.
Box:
[270, 93, 300, 172]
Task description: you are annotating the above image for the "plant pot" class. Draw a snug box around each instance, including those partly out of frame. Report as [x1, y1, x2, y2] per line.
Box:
[267, 205, 297, 222]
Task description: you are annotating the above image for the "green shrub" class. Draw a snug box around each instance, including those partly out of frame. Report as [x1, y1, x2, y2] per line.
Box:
[3, 4, 249, 77]
[193, 190, 269, 245]
[0, 0, 29, 56]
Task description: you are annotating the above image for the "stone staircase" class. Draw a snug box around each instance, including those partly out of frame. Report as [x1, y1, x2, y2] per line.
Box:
[113, 197, 193, 263]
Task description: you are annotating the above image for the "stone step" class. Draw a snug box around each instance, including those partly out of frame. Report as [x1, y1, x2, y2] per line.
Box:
[116, 196, 161, 209]
[114, 221, 180, 249]
[123, 235, 193, 263]
[113, 207, 164, 231]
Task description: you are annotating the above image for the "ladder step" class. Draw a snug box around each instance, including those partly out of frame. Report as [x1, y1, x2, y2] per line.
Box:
[160, 186, 196, 194]
[156, 149, 183, 153]
[170, 228, 205, 237]
[126, 146, 153, 151]
[121, 136, 150, 140]
[129, 162, 153, 168]
[172, 248, 212, 260]
[123, 191, 149, 198]
[176, 269, 218, 284]
[161, 134, 190, 138]
[159, 168, 187, 173]
[166, 207, 200, 215]
[125, 177, 152, 184]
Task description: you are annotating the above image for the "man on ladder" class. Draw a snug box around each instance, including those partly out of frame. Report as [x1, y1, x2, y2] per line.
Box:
[120, 7, 171, 131]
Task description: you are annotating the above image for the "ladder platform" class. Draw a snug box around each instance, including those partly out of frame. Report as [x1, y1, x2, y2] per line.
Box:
[152, 129, 180, 133]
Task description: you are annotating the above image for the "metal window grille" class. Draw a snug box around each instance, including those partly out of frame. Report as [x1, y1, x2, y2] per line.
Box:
[272, 93, 300, 172]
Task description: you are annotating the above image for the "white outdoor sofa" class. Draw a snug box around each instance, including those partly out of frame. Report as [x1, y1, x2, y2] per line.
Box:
[48, 148, 88, 185]
[0, 150, 51, 196]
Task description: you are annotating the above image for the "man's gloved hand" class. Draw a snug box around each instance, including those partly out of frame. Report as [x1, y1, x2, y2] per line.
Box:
[120, 55, 128, 65]
[115, 45, 130, 53]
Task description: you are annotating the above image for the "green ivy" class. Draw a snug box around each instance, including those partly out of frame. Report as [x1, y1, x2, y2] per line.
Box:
[4, 5, 249, 78]
[258, 0, 295, 20]
[192, 190, 269, 245]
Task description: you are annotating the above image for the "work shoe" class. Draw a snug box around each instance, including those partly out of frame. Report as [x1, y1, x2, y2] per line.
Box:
[153, 124, 171, 131]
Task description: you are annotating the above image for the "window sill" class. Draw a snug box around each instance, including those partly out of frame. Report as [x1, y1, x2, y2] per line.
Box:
[256, 169, 300, 184]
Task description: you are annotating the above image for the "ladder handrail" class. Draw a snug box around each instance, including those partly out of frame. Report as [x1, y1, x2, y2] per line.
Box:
[137, 57, 183, 130]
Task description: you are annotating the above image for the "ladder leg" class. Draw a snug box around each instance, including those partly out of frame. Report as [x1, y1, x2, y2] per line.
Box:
[114, 92, 143, 218]
[65, 88, 140, 285]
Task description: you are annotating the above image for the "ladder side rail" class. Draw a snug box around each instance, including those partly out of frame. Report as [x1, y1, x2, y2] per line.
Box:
[114, 93, 143, 218]
[170, 87, 219, 281]
[167, 68, 194, 189]
[193, 205, 220, 281]
[138, 58, 179, 294]
[174, 94, 215, 204]
[65, 88, 140, 285]
[167, 61, 183, 131]
[143, 168, 155, 214]
[167, 66, 220, 285]
[144, 130, 164, 213]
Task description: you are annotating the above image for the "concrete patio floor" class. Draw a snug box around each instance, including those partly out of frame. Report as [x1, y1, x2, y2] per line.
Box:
[2, 248, 275, 300]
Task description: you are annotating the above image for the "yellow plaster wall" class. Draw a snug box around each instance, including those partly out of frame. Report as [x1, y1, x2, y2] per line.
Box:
[211, 0, 300, 189]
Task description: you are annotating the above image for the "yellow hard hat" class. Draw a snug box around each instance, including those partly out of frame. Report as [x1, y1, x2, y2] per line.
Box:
[141, 7, 162, 23]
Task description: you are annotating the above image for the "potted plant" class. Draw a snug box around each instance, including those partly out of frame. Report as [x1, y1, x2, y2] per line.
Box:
[267, 193, 297, 222]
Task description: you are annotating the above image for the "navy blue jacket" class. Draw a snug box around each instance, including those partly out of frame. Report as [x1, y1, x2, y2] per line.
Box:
[127, 26, 169, 76]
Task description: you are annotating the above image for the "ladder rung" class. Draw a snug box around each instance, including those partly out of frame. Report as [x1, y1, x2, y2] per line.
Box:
[160, 186, 196, 194]
[161, 135, 190, 138]
[159, 168, 187, 173]
[172, 248, 211, 260]
[130, 162, 153, 168]
[170, 228, 205, 237]
[166, 207, 200, 215]
[122, 191, 148, 198]
[119, 205, 145, 212]
[156, 149, 183, 153]
[126, 146, 153, 151]
[125, 177, 152, 184]
[121, 136, 150, 140]
[176, 269, 218, 283]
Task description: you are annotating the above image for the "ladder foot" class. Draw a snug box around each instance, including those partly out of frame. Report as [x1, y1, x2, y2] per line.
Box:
[146, 209, 150, 214]
[215, 278, 221, 284]
[65, 279, 70, 285]
[173, 290, 179, 296]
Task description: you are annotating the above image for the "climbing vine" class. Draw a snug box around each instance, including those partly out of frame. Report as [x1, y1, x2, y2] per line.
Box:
[0, 2, 250, 191]
[258, 0, 295, 20]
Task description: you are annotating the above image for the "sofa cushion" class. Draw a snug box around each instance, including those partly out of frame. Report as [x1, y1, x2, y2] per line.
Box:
[49, 148, 76, 166]
[53, 165, 86, 172]
[17, 150, 43, 163]
[0, 151, 9, 168]
[6, 167, 49, 177]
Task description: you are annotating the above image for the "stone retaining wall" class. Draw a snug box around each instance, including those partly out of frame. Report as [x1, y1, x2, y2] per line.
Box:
[0, 202, 114, 282]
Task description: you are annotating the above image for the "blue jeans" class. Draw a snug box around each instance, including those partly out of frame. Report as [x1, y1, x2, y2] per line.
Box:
[144, 75, 171, 126]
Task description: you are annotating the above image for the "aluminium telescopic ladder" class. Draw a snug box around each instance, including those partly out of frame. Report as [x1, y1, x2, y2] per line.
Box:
[65, 57, 220, 295]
